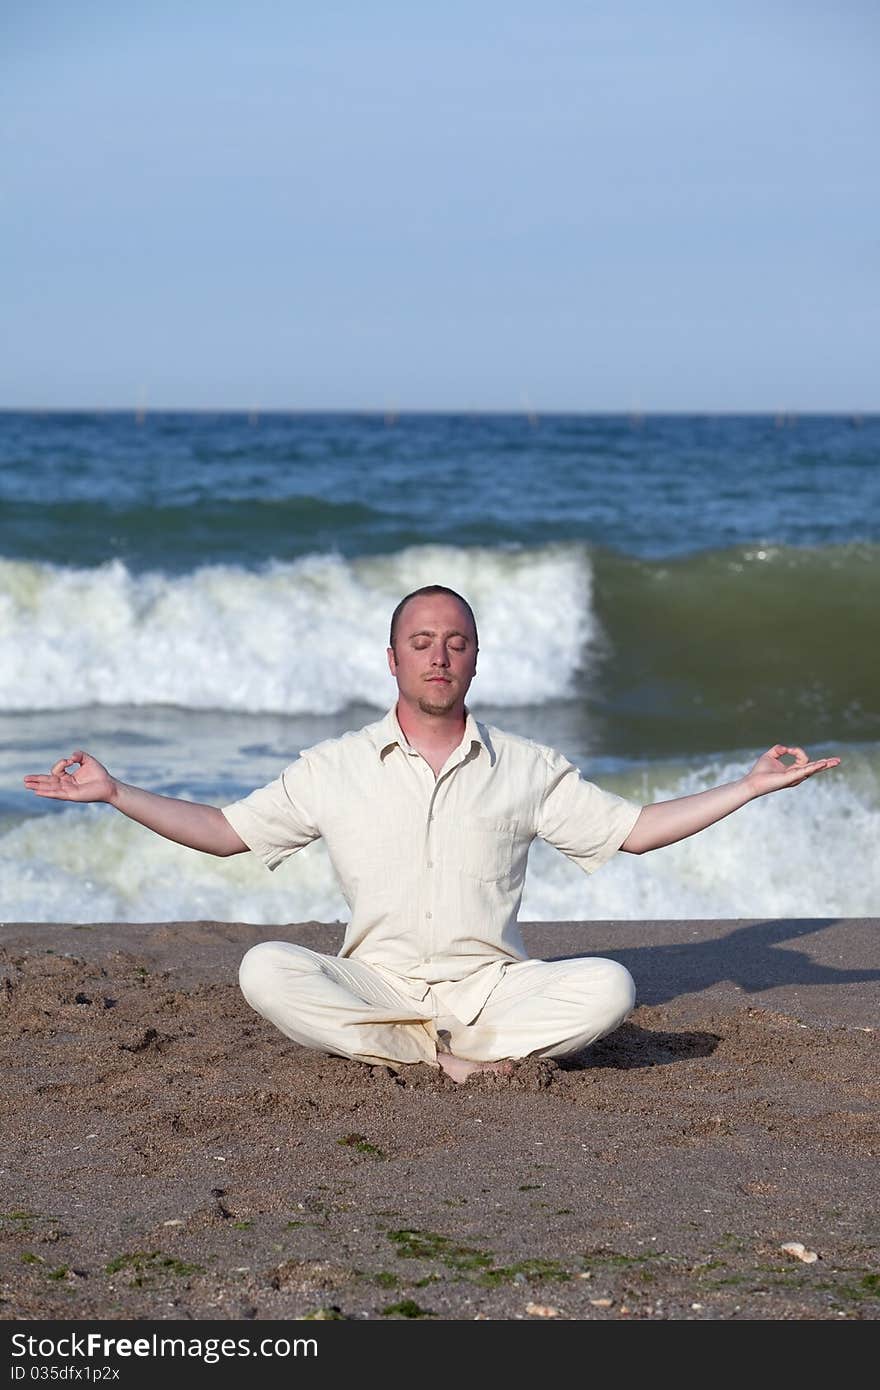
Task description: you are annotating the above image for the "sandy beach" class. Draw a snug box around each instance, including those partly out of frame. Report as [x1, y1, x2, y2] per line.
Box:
[1, 916, 877, 1322]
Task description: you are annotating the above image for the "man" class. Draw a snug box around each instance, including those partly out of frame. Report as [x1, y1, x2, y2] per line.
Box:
[24, 585, 840, 1083]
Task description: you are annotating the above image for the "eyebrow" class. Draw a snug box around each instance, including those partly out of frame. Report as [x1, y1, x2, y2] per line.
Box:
[408, 628, 471, 641]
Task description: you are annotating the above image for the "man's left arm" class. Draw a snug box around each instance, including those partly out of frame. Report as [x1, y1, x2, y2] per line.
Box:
[620, 744, 840, 855]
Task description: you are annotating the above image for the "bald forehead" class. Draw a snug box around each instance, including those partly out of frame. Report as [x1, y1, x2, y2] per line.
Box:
[395, 594, 477, 642]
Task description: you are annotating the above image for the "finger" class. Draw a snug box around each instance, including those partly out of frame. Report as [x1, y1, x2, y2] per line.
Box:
[23, 773, 66, 794]
[771, 746, 808, 765]
[49, 757, 82, 778]
[783, 758, 840, 785]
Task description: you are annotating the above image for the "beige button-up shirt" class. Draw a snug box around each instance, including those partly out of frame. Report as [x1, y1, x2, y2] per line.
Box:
[222, 706, 642, 1023]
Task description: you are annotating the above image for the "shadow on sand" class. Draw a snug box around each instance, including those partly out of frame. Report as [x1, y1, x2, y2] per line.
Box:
[554, 916, 880, 1008]
[560, 1021, 722, 1072]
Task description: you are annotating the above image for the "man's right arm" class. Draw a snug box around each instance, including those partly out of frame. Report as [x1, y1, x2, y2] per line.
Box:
[23, 750, 248, 857]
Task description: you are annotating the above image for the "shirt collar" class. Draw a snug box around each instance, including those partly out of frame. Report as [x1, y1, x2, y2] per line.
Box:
[370, 704, 493, 765]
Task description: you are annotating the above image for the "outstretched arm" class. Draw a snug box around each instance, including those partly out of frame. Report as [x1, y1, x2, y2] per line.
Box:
[620, 745, 840, 855]
[23, 751, 248, 857]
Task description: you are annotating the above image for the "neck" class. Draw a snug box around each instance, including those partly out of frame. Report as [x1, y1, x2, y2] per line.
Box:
[395, 695, 467, 748]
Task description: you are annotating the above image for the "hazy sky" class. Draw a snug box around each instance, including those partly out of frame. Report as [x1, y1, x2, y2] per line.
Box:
[3, 1, 877, 410]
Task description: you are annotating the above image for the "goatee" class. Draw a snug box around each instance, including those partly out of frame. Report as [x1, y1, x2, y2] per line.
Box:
[418, 693, 456, 716]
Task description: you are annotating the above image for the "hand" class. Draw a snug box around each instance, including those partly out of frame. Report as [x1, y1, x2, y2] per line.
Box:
[23, 751, 117, 804]
[745, 744, 840, 798]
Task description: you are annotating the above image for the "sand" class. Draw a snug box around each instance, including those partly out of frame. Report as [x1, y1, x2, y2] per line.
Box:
[1, 917, 877, 1322]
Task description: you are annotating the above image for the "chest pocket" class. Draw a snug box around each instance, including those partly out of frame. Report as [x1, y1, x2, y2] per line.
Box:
[457, 817, 518, 883]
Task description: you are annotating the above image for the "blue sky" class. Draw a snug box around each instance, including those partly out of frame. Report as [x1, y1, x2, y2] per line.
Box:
[3, 1, 877, 410]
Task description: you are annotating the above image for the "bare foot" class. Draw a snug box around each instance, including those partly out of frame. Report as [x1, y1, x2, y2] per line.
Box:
[437, 1053, 516, 1083]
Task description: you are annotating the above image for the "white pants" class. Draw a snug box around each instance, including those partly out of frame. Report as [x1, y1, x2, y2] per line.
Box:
[238, 942, 635, 1068]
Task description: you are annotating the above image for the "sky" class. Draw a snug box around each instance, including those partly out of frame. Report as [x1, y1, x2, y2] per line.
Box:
[2, 1, 878, 411]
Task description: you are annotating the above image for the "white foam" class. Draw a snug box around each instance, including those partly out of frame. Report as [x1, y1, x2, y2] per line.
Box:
[0, 546, 595, 713]
[3, 759, 877, 923]
[521, 758, 880, 921]
[0, 807, 349, 926]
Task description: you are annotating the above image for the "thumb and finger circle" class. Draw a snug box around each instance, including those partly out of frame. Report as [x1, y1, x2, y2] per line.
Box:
[50, 754, 85, 777]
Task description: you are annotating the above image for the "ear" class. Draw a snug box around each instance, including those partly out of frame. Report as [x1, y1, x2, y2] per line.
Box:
[387, 645, 397, 677]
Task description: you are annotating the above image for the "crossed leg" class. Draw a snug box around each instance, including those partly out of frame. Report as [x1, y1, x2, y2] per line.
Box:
[238, 941, 440, 1066]
[433, 955, 636, 1079]
[239, 942, 635, 1082]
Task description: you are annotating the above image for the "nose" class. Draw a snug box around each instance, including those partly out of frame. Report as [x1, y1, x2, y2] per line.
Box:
[431, 644, 450, 667]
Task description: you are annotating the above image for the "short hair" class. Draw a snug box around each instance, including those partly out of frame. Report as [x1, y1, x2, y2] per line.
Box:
[389, 585, 479, 652]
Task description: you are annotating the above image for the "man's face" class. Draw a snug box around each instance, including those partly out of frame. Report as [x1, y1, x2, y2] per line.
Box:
[387, 593, 478, 717]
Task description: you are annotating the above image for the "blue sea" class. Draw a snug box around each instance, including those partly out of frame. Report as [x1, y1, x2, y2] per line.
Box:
[1, 410, 878, 923]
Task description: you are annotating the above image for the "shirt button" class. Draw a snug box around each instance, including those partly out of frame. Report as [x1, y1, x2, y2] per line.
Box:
[427, 860, 434, 868]
[425, 911, 432, 919]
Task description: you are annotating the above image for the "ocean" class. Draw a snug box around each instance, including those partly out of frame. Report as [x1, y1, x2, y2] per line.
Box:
[2, 410, 878, 925]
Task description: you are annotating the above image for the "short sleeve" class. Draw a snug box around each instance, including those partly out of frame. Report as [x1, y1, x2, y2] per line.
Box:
[221, 755, 320, 871]
[536, 747, 642, 874]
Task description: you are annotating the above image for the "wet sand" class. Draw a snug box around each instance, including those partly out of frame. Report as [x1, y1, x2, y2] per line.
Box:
[1, 917, 877, 1322]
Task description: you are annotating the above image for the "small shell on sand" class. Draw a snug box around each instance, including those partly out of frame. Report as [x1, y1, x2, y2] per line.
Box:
[526, 1302, 560, 1317]
[780, 1241, 818, 1263]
